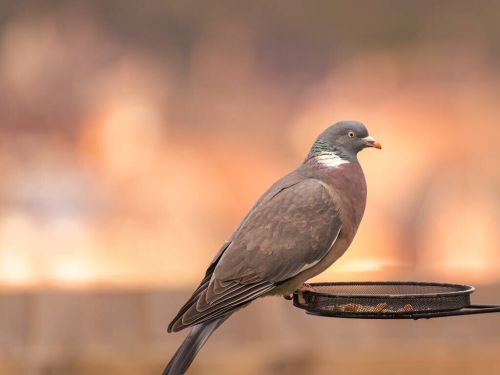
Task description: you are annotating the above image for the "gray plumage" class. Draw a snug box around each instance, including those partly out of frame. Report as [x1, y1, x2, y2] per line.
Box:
[163, 120, 381, 374]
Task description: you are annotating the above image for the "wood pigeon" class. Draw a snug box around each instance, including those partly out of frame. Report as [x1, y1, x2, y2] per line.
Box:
[163, 120, 381, 374]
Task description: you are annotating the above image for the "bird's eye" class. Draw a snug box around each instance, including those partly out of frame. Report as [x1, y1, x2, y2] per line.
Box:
[347, 131, 355, 138]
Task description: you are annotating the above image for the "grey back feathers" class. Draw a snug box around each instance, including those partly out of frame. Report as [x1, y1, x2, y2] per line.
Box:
[169, 178, 341, 331]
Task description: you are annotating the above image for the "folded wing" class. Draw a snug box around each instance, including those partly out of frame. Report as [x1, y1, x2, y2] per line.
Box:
[169, 178, 341, 332]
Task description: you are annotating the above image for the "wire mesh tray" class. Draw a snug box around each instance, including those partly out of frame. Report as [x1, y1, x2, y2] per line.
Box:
[292, 281, 500, 320]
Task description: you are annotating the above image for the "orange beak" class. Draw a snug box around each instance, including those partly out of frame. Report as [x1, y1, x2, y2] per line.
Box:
[363, 136, 382, 149]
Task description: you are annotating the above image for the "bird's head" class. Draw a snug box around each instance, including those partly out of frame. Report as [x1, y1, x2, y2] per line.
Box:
[308, 121, 381, 164]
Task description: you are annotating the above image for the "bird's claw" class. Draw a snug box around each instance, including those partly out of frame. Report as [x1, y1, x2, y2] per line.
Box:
[298, 283, 317, 292]
[283, 283, 317, 303]
[294, 283, 317, 305]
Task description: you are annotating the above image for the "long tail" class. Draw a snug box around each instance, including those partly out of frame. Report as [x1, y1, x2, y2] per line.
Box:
[163, 316, 227, 375]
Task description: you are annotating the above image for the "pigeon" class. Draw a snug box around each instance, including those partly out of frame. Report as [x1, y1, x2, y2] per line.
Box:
[163, 120, 381, 374]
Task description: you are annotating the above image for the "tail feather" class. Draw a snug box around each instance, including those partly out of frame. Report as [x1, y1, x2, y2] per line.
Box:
[163, 316, 227, 375]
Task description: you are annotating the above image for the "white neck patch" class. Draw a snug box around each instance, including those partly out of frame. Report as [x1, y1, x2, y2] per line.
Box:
[315, 151, 350, 168]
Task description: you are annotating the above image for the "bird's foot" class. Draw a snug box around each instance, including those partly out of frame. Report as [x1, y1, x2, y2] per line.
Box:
[298, 283, 317, 293]
[295, 283, 317, 305]
[283, 283, 317, 302]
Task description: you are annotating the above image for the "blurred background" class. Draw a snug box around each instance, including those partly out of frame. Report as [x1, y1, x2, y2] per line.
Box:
[0, 0, 499, 374]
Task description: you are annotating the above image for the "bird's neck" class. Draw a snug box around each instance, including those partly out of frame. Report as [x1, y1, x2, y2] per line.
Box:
[309, 151, 350, 169]
[306, 139, 355, 169]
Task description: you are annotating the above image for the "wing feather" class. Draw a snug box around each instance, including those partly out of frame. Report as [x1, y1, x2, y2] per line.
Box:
[179, 281, 274, 327]
[169, 177, 341, 332]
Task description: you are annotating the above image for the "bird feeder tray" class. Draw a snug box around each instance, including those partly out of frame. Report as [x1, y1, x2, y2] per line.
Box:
[292, 281, 500, 319]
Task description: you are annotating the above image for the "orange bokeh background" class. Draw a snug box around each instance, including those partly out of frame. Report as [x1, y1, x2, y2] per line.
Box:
[1, 2, 498, 289]
[0, 2, 499, 374]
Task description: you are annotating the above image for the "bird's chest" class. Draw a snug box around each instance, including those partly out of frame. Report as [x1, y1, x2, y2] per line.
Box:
[320, 164, 367, 243]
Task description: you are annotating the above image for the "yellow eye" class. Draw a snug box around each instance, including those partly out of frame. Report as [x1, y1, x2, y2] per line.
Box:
[348, 131, 355, 138]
